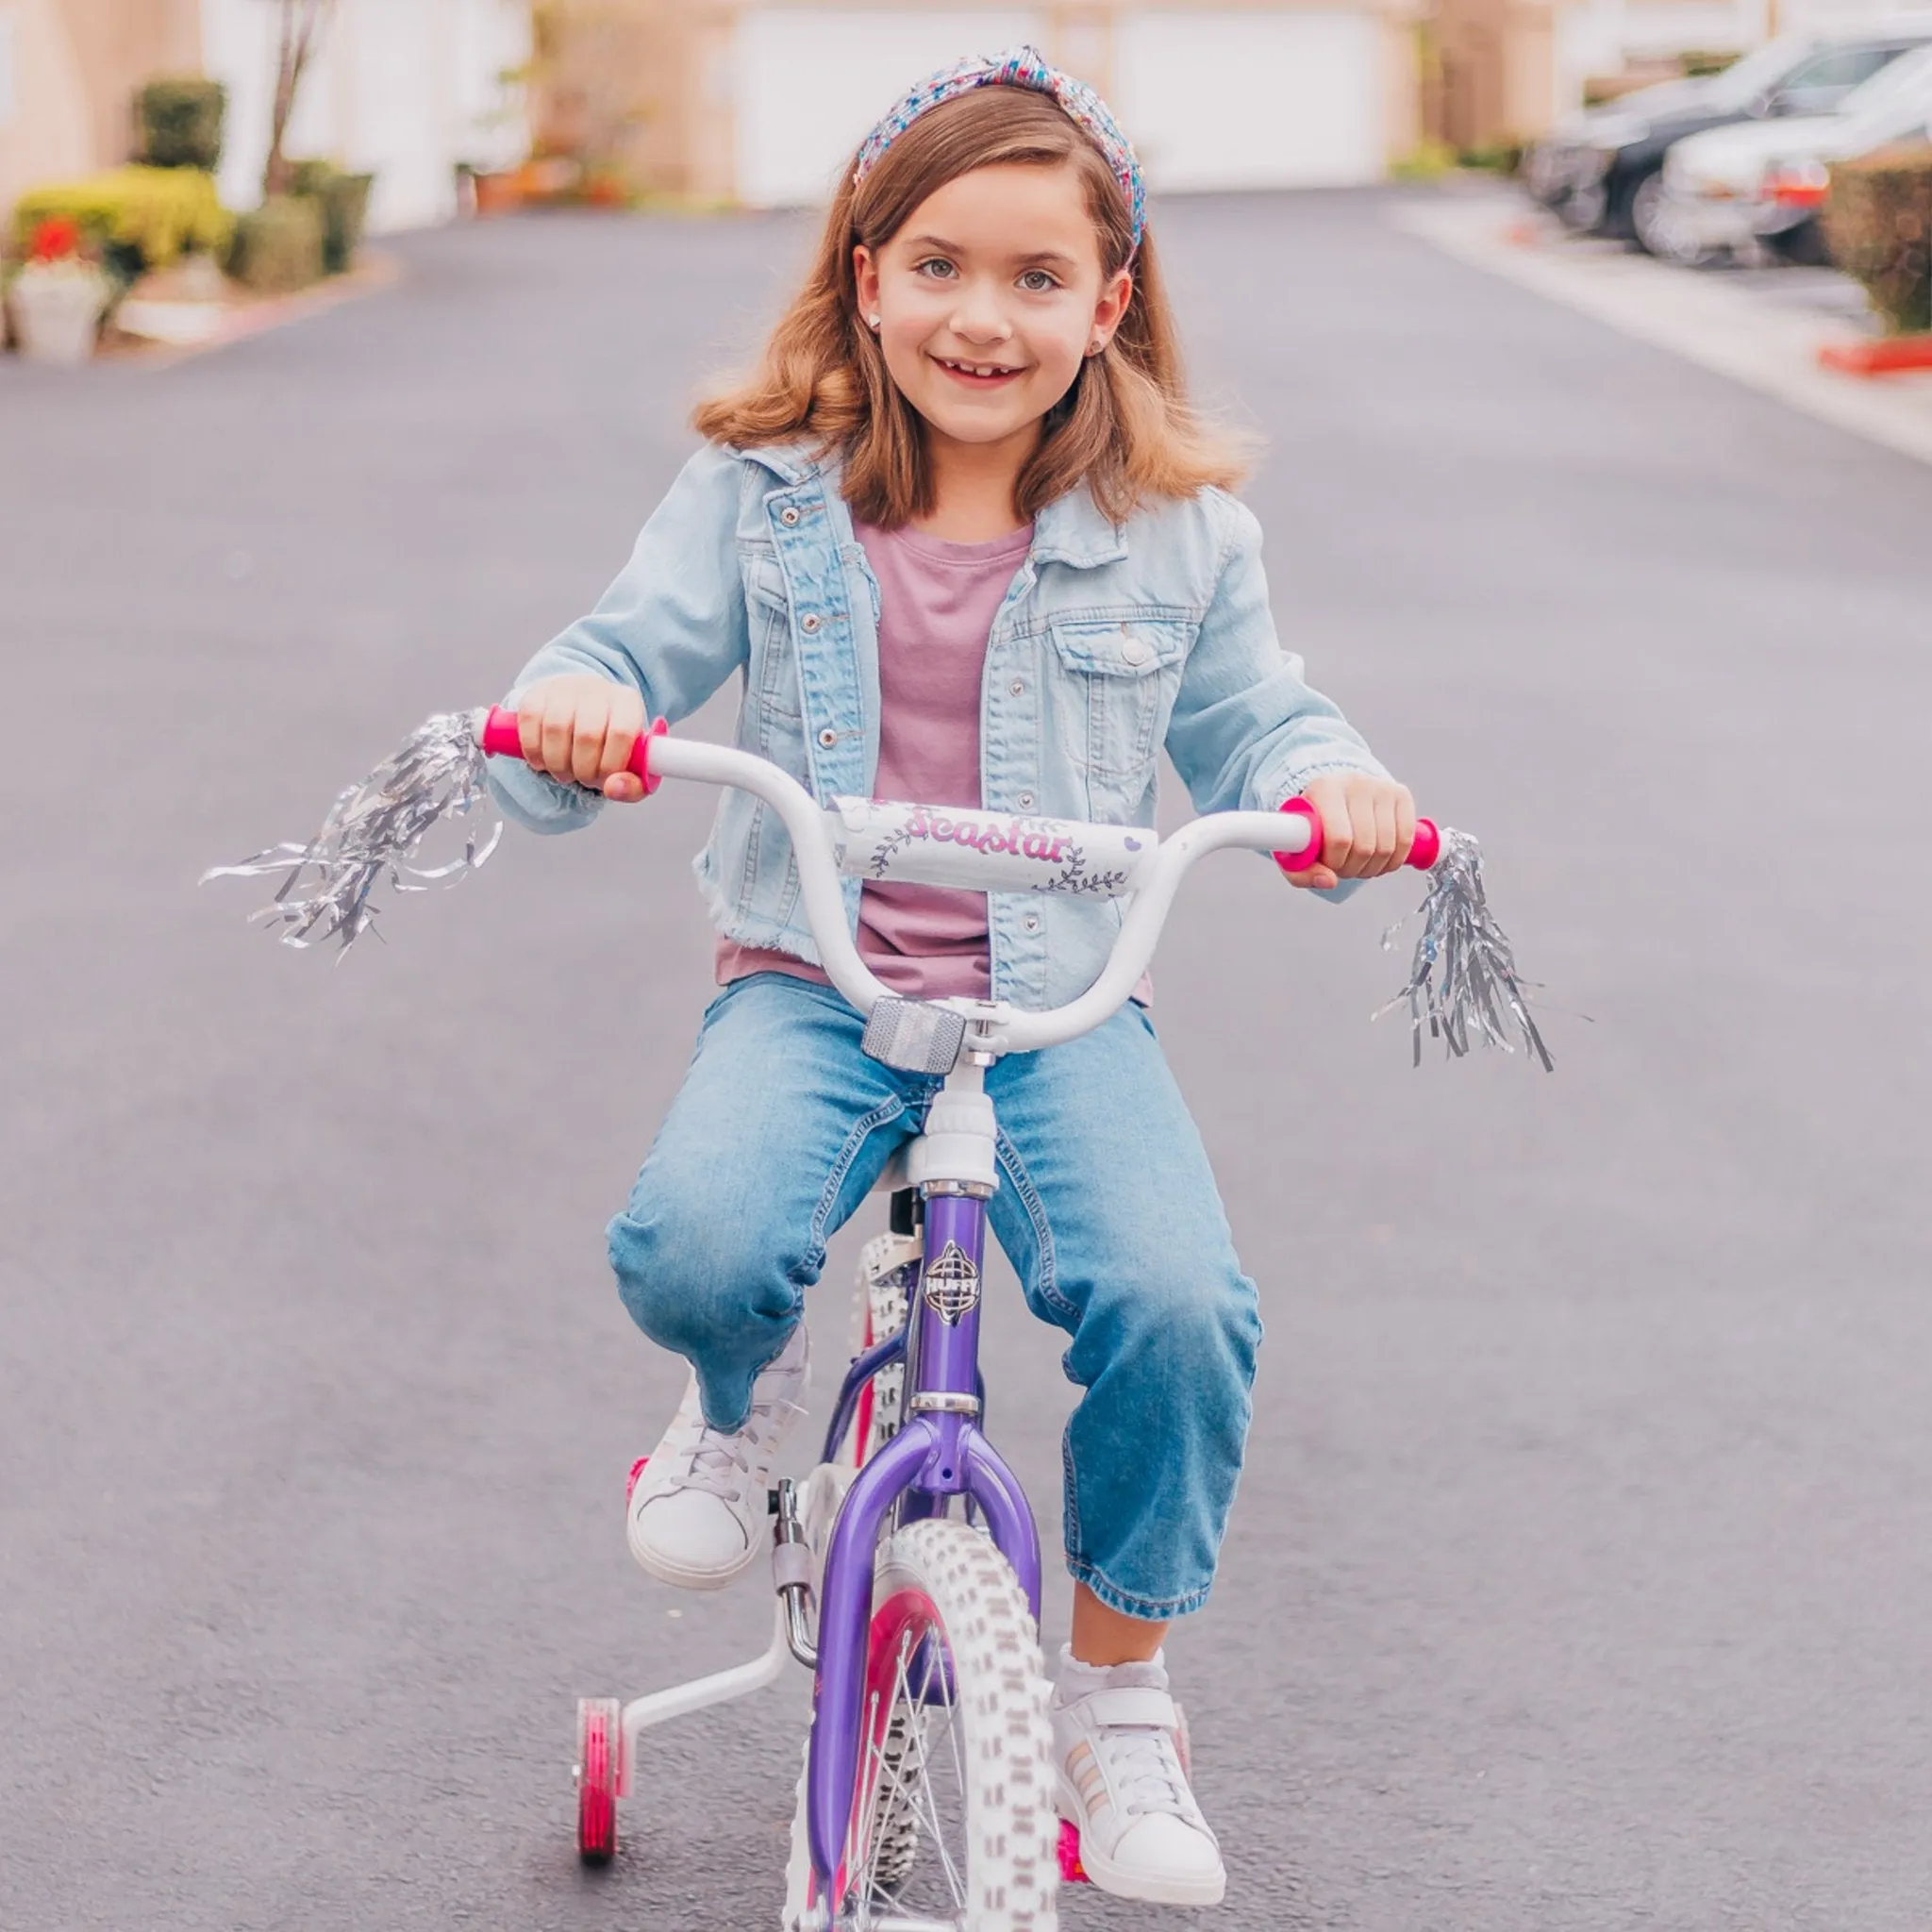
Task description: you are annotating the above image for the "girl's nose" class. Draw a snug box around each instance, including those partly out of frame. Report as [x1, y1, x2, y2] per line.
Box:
[949, 284, 1013, 345]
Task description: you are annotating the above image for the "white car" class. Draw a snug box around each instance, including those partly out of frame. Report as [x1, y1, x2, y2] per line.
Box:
[1657, 42, 1932, 262]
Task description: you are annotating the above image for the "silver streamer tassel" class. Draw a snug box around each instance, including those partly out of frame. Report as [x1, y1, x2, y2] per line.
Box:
[1377, 828, 1553, 1070]
[202, 708, 501, 951]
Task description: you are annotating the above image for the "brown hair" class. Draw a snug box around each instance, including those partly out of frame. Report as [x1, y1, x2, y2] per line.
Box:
[691, 86, 1249, 526]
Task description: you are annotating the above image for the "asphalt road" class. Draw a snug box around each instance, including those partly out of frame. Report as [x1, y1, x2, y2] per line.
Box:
[4, 192, 1930, 1932]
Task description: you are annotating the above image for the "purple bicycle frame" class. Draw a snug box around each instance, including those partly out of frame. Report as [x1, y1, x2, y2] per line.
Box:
[805, 1190, 1042, 1895]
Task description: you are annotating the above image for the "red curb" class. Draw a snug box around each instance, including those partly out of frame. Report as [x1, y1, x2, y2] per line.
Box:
[1817, 334, 1932, 376]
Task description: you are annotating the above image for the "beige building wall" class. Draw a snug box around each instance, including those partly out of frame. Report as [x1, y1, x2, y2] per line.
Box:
[532, 0, 738, 199]
[1, 0, 202, 218]
[540, 0, 1431, 200]
[1430, 0, 1557, 144]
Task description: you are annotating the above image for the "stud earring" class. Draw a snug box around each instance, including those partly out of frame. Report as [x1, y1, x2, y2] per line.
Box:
[868, 314, 881, 330]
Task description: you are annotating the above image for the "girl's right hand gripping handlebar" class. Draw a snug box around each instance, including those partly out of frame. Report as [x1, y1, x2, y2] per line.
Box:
[481, 706, 669, 794]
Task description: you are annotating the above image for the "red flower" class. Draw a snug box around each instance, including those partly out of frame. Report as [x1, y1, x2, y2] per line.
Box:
[27, 216, 83, 263]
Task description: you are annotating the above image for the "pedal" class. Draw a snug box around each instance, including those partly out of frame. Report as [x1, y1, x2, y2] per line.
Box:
[1057, 1819, 1091, 1885]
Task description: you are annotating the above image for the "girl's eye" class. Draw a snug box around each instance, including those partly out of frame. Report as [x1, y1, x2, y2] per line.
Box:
[1018, 270, 1060, 293]
[914, 258, 957, 280]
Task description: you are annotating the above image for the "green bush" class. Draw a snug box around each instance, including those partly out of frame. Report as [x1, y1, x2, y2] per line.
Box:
[226, 195, 324, 293]
[136, 77, 226, 171]
[1459, 139, 1525, 176]
[1391, 138, 1457, 182]
[287, 160, 375, 273]
[11, 166, 232, 274]
[1822, 142, 1932, 336]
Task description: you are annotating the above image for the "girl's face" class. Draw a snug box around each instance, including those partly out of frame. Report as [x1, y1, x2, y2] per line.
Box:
[854, 162, 1132, 464]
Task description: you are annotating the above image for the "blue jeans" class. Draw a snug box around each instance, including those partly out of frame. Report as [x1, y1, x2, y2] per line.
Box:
[607, 973, 1262, 1620]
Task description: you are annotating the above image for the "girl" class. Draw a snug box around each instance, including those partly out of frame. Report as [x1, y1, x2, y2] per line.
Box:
[491, 48, 1414, 1907]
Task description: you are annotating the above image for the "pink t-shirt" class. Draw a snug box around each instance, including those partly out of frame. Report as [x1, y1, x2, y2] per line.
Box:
[715, 518, 1032, 1000]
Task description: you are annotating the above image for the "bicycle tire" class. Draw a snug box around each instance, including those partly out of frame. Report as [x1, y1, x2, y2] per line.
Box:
[782, 1518, 1058, 1931]
[836, 1232, 916, 1472]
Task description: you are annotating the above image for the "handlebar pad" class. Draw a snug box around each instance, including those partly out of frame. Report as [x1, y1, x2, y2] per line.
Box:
[481, 704, 667, 795]
[1274, 796, 1441, 875]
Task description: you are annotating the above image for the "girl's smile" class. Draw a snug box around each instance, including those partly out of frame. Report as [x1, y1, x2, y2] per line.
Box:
[935, 355, 1026, 385]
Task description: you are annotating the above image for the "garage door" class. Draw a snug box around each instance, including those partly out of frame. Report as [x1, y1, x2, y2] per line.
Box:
[1116, 8, 1386, 189]
[735, 8, 1044, 207]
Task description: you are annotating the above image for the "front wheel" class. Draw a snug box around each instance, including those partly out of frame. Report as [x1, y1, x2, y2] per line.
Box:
[783, 1519, 1058, 1930]
[1628, 168, 1701, 261]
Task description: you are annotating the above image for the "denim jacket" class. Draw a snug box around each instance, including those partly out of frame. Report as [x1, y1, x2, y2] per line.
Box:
[489, 440, 1388, 1011]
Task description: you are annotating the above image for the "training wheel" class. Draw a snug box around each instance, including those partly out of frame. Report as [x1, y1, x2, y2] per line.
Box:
[575, 1696, 621, 1863]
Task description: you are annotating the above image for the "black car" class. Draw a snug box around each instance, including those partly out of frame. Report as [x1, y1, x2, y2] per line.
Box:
[1525, 25, 1932, 255]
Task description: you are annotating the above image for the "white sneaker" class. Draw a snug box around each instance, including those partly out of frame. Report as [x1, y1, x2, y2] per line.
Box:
[1052, 1649, 1226, 1907]
[625, 1326, 809, 1591]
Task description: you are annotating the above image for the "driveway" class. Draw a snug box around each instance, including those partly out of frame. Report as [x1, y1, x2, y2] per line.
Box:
[3, 192, 1929, 1930]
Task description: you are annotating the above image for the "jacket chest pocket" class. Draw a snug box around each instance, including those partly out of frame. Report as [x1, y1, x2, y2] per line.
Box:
[1047, 618, 1191, 782]
[744, 555, 804, 721]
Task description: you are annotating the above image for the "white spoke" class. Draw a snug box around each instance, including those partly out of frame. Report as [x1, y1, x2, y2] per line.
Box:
[896, 1659, 965, 1908]
[853, 1626, 968, 1924]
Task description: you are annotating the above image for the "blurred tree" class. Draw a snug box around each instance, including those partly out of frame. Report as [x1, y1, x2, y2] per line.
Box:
[263, 0, 335, 198]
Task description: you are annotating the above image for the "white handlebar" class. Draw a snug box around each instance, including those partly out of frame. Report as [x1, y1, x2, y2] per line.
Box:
[647, 736, 1311, 1055]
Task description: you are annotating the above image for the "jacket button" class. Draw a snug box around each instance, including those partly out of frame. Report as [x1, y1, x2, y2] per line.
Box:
[818, 728, 839, 748]
[1122, 638, 1150, 667]
[1008, 679, 1024, 696]
[801, 613, 821, 632]
[779, 507, 800, 526]
[1024, 913, 1041, 932]
[1017, 791, 1035, 808]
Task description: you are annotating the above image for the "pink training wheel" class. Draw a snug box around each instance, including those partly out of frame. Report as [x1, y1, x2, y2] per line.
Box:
[1058, 1819, 1091, 1884]
[575, 1696, 621, 1863]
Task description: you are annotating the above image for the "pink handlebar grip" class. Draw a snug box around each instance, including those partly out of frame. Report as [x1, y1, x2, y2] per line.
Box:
[1274, 797, 1441, 875]
[479, 704, 667, 794]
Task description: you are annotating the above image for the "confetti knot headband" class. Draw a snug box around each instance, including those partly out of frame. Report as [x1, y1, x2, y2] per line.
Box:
[853, 44, 1145, 254]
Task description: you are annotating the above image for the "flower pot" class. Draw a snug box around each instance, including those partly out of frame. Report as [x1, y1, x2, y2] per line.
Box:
[316, 172, 374, 275]
[8, 265, 109, 365]
[472, 171, 525, 216]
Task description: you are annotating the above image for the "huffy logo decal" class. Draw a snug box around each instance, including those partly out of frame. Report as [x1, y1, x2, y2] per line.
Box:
[923, 1240, 981, 1324]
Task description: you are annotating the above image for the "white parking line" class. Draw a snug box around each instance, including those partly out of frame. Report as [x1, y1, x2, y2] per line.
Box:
[1391, 194, 1932, 470]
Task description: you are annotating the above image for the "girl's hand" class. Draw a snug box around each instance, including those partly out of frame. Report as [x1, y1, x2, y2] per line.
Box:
[516, 674, 650, 803]
[1285, 774, 1416, 891]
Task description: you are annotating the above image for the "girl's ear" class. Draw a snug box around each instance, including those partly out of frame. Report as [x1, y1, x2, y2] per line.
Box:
[853, 244, 882, 327]
[1089, 267, 1133, 355]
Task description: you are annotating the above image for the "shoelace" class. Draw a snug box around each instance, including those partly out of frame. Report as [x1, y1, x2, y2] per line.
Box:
[1101, 1725, 1192, 1820]
[663, 1391, 795, 1502]
[675, 1427, 755, 1500]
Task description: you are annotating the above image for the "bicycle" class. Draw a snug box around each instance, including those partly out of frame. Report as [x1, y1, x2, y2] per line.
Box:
[478, 708, 1440, 1931]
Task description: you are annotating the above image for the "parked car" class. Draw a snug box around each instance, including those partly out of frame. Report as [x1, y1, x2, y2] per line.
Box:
[1525, 25, 1932, 254]
[1656, 42, 1932, 263]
